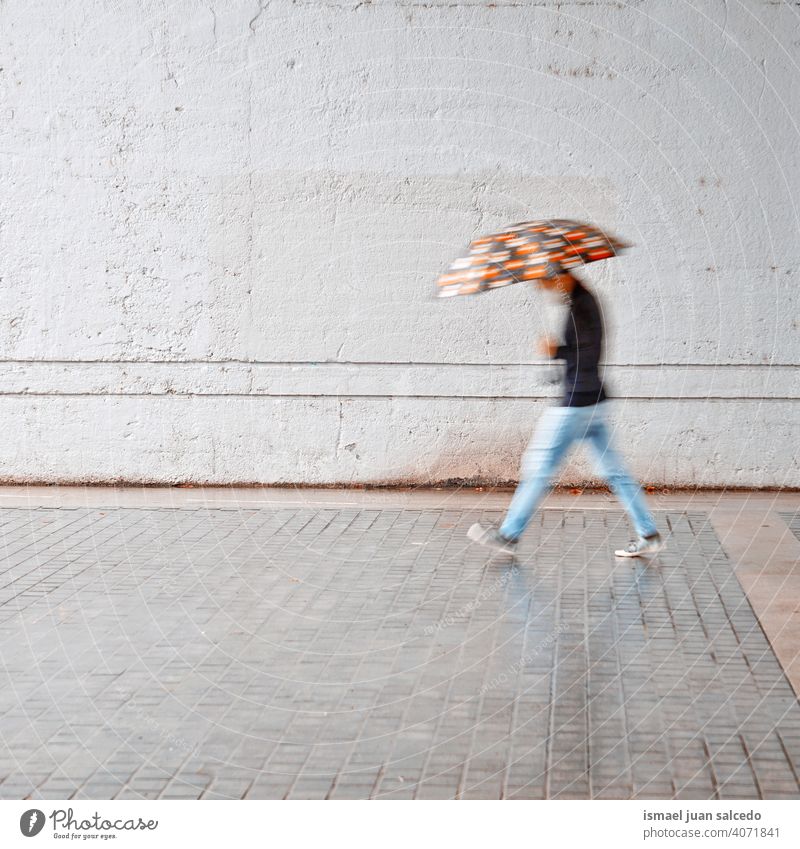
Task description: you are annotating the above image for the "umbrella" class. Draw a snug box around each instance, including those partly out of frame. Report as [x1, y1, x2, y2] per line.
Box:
[435, 219, 627, 298]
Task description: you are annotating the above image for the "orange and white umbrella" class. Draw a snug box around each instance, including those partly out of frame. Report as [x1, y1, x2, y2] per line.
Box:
[435, 219, 627, 298]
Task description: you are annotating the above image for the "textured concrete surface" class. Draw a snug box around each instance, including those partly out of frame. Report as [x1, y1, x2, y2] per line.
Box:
[1, 1, 798, 486]
[0, 494, 799, 800]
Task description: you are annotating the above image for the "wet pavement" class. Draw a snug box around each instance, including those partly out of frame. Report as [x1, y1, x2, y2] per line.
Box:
[0, 496, 799, 799]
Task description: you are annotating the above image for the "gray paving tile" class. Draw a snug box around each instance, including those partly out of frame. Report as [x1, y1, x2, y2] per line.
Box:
[780, 511, 800, 544]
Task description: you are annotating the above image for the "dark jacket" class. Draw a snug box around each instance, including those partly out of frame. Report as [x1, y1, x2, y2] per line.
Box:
[553, 280, 607, 407]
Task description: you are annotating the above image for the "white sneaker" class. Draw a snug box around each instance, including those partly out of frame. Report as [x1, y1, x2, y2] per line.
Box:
[467, 522, 517, 554]
[615, 533, 664, 558]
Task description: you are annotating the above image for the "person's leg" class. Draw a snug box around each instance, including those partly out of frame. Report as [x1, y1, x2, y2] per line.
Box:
[583, 407, 658, 539]
[498, 407, 579, 542]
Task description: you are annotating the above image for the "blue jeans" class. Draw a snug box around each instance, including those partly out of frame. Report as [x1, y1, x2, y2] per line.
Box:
[500, 403, 657, 542]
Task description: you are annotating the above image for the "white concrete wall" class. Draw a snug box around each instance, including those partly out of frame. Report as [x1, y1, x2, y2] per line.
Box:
[0, 0, 798, 487]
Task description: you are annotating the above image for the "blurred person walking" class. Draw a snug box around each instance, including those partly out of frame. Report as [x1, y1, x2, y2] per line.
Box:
[466, 269, 663, 558]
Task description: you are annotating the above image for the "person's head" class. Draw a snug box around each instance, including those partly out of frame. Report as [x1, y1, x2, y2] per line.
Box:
[535, 269, 578, 303]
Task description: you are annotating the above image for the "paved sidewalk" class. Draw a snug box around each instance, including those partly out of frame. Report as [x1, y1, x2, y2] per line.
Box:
[782, 512, 800, 544]
[0, 493, 799, 799]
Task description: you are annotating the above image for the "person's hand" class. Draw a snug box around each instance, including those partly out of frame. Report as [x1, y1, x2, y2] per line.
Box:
[537, 337, 559, 358]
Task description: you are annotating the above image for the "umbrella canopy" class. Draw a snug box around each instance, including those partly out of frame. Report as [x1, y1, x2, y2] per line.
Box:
[435, 219, 627, 298]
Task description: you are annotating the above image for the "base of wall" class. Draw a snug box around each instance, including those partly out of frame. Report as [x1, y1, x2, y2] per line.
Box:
[2, 395, 797, 488]
[0, 479, 795, 492]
